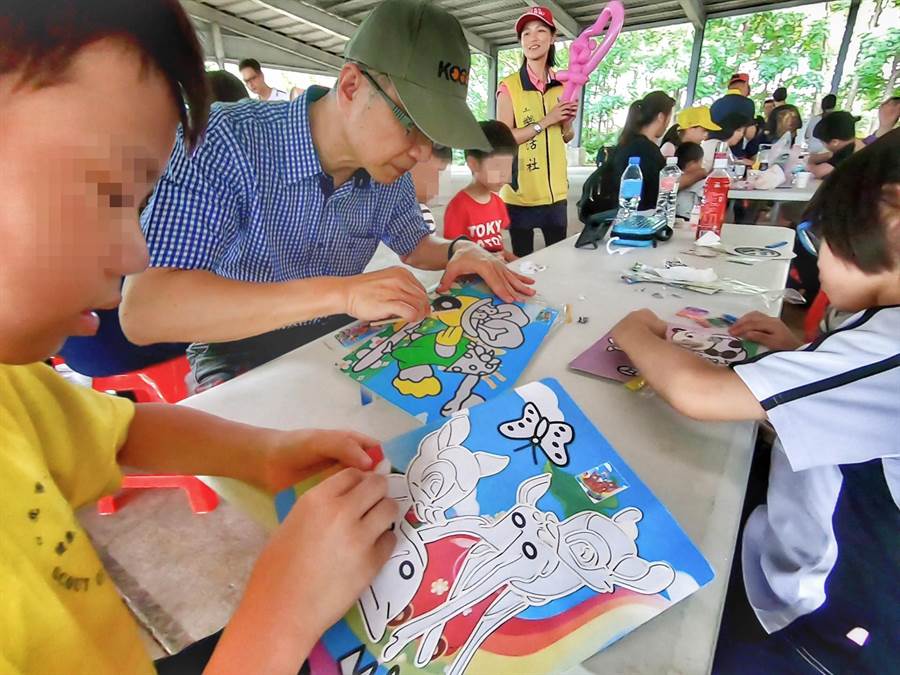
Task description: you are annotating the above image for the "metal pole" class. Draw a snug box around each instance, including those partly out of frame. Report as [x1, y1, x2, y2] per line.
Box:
[685, 24, 705, 107]
[487, 48, 499, 119]
[211, 23, 226, 70]
[830, 0, 861, 94]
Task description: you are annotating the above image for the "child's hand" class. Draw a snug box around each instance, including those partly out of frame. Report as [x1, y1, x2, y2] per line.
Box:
[729, 311, 802, 351]
[500, 249, 518, 263]
[269, 469, 397, 629]
[615, 309, 667, 340]
[257, 429, 380, 493]
[212, 469, 398, 672]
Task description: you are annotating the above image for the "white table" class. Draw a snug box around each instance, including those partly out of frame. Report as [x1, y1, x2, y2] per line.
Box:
[180, 223, 795, 675]
[728, 179, 820, 225]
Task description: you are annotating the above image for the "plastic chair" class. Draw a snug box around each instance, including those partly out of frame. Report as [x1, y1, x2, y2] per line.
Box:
[91, 354, 190, 403]
[804, 290, 830, 342]
[54, 354, 219, 516]
[97, 474, 218, 515]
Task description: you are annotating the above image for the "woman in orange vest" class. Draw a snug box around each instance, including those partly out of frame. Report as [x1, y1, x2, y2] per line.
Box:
[497, 7, 578, 257]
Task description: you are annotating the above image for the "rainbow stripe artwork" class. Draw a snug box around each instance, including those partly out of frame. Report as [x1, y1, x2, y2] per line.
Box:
[276, 379, 713, 674]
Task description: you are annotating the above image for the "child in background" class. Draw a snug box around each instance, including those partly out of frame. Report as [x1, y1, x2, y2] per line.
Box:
[659, 106, 721, 158]
[674, 142, 704, 220]
[0, 3, 396, 674]
[410, 145, 453, 233]
[611, 131, 899, 674]
[444, 120, 517, 261]
[700, 112, 753, 170]
[807, 111, 865, 178]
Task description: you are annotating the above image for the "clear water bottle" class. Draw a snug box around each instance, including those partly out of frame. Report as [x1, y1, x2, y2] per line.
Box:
[655, 156, 682, 228]
[618, 156, 643, 218]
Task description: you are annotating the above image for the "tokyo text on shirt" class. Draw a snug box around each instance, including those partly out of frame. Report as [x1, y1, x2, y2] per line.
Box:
[442, 190, 510, 253]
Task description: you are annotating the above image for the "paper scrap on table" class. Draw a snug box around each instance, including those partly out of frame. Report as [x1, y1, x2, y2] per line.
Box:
[695, 231, 721, 247]
[518, 260, 547, 274]
[652, 266, 718, 283]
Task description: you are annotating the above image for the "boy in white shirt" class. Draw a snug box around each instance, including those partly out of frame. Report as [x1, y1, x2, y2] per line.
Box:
[611, 130, 899, 673]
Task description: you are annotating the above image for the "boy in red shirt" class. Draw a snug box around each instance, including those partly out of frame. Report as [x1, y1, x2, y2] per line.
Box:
[444, 121, 517, 261]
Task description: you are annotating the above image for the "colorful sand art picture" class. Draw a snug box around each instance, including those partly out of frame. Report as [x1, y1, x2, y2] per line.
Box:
[569, 309, 758, 384]
[276, 379, 713, 674]
[341, 280, 559, 421]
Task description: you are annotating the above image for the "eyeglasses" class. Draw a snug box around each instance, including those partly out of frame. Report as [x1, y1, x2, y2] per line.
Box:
[361, 71, 417, 135]
[797, 220, 820, 257]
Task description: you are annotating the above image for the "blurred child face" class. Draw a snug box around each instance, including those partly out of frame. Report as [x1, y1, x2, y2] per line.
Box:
[682, 126, 708, 144]
[409, 154, 450, 204]
[0, 39, 180, 364]
[468, 153, 514, 192]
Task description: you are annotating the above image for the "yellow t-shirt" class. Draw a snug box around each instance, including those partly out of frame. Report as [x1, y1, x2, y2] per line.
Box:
[0, 363, 154, 675]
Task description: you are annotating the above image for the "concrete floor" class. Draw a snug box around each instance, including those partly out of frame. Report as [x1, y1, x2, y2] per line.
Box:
[78, 166, 804, 661]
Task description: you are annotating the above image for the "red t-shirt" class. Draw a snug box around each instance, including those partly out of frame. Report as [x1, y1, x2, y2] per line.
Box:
[443, 191, 510, 253]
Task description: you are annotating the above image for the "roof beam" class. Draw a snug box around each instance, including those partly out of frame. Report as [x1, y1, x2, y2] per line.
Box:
[677, 0, 706, 29]
[524, 0, 580, 38]
[182, 0, 343, 71]
[295, 0, 492, 54]
[219, 35, 336, 75]
[252, 0, 357, 40]
[211, 22, 226, 69]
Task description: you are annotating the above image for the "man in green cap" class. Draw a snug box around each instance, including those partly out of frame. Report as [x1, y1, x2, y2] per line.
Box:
[123, 0, 536, 389]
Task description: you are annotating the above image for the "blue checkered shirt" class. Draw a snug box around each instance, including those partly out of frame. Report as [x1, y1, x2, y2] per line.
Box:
[141, 87, 429, 283]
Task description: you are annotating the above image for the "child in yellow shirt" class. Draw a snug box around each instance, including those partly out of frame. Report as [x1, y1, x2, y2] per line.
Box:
[0, 3, 397, 674]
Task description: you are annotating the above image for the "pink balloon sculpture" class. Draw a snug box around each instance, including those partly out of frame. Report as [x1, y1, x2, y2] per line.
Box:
[557, 0, 625, 104]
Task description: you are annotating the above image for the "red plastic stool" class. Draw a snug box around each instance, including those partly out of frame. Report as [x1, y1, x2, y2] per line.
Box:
[55, 355, 219, 516]
[91, 355, 190, 404]
[97, 474, 219, 514]
[804, 291, 830, 342]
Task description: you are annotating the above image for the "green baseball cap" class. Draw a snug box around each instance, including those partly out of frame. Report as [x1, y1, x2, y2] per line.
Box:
[345, 0, 490, 151]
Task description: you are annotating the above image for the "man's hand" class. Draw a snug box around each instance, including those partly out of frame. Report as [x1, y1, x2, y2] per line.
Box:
[438, 244, 535, 303]
[730, 311, 802, 351]
[254, 429, 381, 494]
[339, 267, 430, 323]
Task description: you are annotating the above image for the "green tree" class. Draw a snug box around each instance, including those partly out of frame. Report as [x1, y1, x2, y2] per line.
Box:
[466, 52, 490, 121]
[840, 28, 900, 112]
[696, 4, 847, 118]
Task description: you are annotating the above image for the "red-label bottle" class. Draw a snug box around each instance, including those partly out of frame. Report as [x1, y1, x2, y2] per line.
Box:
[697, 143, 732, 239]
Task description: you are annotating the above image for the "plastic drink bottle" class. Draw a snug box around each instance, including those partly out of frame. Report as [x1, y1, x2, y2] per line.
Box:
[696, 142, 731, 239]
[655, 156, 682, 228]
[618, 156, 643, 218]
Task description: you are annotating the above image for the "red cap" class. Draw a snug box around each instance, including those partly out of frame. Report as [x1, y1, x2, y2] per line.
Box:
[728, 72, 750, 85]
[515, 6, 556, 35]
